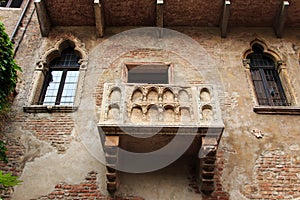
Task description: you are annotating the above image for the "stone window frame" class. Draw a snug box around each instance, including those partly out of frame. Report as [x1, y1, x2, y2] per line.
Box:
[23, 37, 88, 113]
[243, 39, 300, 115]
[122, 62, 174, 84]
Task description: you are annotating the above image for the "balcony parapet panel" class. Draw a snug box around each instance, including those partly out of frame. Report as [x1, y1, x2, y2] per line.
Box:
[98, 83, 224, 133]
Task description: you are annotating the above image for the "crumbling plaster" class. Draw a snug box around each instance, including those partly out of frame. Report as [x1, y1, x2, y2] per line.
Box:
[13, 139, 106, 200]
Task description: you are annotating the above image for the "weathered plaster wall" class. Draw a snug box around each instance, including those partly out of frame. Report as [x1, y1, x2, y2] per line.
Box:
[1, 6, 300, 200]
[214, 28, 300, 200]
[0, 8, 21, 36]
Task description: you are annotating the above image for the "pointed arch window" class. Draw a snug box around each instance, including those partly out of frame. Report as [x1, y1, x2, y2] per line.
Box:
[247, 44, 288, 106]
[38, 47, 80, 105]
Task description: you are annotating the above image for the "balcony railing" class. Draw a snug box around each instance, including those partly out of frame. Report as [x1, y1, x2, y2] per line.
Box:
[98, 83, 224, 130]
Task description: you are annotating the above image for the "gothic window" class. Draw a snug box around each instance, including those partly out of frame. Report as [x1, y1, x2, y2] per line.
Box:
[247, 44, 288, 106]
[38, 47, 80, 105]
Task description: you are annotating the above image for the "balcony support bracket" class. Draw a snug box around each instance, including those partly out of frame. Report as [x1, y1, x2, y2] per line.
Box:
[274, 1, 289, 38]
[94, 0, 105, 37]
[104, 135, 119, 194]
[34, 0, 51, 37]
[220, 0, 231, 38]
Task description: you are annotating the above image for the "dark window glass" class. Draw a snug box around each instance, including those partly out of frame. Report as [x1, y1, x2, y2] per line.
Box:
[0, 1, 7, 7]
[127, 65, 169, 84]
[0, 0, 23, 8]
[39, 47, 80, 105]
[247, 44, 288, 106]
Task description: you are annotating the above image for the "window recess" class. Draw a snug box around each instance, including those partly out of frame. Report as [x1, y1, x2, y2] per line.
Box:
[124, 63, 173, 84]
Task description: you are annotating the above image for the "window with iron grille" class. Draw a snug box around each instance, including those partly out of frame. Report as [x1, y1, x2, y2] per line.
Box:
[38, 47, 80, 105]
[247, 44, 288, 106]
[0, 0, 23, 8]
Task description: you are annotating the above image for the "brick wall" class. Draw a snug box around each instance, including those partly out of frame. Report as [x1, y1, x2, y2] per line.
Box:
[35, 171, 102, 200]
[103, 0, 155, 26]
[0, 133, 25, 199]
[242, 150, 300, 199]
[209, 150, 230, 200]
[22, 113, 74, 153]
[45, 0, 94, 26]
[188, 150, 230, 200]
[35, 171, 144, 200]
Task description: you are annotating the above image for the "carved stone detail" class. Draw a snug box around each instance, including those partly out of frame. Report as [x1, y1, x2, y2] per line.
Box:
[99, 83, 223, 127]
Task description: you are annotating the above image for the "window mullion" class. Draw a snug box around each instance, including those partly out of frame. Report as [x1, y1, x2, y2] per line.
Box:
[5, 0, 13, 7]
[55, 70, 68, 105]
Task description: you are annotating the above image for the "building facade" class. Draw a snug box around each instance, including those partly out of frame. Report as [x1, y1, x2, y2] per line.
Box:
[1, 0, 300, 199]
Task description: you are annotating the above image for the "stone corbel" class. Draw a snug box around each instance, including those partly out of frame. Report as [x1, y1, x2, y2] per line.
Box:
[156, 0, 164, 28]
[156, 0, 164, 38]
[220, 0, 231, 38]
[104, 136, 119, 194]
[274, 1, 289, 38]
[34, 0, 51, 37]
[198, 136, 219, 194]
[79, 58, 88, 70]
[276, 60, 286, 73]
[35, 60, 50, 79]
[94, 0, 105, 37]
[242, 59, 251, 69]
[35, 60, 47, 70]
[199, 137, 218, 158]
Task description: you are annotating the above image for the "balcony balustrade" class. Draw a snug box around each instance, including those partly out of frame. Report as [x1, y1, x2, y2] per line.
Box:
[99, 83, 223, 131]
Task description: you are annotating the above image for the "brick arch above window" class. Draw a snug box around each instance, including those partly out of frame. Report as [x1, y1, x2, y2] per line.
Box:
[24, 37, 88, 113]
[242, 39, 300, 115]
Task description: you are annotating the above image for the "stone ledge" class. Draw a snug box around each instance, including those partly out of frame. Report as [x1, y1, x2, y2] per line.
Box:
[23, 105, 78, 113]
[99, 125, 224, 137]
[253, 106, 300, 115]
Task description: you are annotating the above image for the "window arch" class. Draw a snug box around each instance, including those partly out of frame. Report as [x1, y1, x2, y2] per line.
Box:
[246, 43, 288, 106]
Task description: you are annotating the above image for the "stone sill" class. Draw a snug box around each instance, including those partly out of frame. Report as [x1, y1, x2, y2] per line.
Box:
[99, 124, 224, 136]
[0, 7, 21, 10]
[23, 105, 78, 113]
[253, 106, 300, 115]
